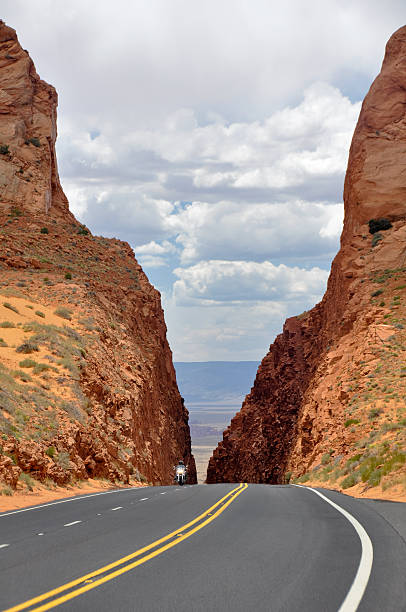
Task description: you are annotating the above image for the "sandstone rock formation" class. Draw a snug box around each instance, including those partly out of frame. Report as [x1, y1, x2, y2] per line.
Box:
[207, 26, 406, 495]
[0, 20, 196, 490]
[0, 21, 69, 216]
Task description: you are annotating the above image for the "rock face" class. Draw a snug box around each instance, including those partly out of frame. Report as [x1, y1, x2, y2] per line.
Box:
[0, 21, 68, 216]
[0, 20, 196, 489]
[207, 26, 406, 491]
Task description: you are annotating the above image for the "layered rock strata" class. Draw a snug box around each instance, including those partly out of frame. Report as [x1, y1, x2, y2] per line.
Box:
[207, 26, 406, 491]
[0, 20, 196, 488]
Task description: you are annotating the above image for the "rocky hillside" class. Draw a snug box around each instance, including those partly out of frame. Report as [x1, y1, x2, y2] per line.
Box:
[0, 20, 196, 492]
[207, 26, 406, 498]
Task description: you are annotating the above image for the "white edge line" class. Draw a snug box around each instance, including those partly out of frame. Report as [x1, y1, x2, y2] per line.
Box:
[0, 543, 9, 548]
[110, 507, 123, 511]
[64, 520, 82, 527]
[293, 485, 373, 612]
[139, 498, 148, 501]
[0, 487, 145, 518]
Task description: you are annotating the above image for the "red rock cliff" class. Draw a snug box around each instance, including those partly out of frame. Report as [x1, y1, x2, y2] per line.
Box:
[0, 21, 68, 215]
[0, 20, 196, 489]
[207, 26, 406, 493]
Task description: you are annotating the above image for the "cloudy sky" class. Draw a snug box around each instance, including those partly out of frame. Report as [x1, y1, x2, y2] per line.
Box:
[2, 1, 405, 361]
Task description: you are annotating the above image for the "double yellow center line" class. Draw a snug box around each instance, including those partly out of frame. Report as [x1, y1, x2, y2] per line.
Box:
[4, 483, 247, 612]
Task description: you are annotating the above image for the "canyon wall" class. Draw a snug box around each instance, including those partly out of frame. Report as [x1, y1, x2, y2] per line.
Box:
[0, 20, 196, 489]
[207, 26, 406, 494]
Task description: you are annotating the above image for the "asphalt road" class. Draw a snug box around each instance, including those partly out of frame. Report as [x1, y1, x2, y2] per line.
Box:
[0, 483, 405, 611]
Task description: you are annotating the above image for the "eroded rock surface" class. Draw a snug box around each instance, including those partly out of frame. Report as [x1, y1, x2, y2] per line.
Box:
[207, 26, 406, 494]
[0, 20, 196, 489]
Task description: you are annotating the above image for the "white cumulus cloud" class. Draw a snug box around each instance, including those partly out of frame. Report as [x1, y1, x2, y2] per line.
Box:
[173, 260, 329, 305]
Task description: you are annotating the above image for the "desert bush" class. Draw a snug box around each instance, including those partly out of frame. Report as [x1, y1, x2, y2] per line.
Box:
[19, 358, 37, 368]
[372, 233, 383, 247]
[321, 453, 331, 465]
[371, 289, 383, 297]
[35, 311, 45, 318]
[65, 272, 72, 280]
[9, 207, 22, 218]
[0, 484, 13, 496]
[56, 451, 71, 470]
[54, 307, 72, 321]
[368, 218, 392, 234]
[60, 400, 85, 422]
[12, 370, 32, 382]
[296, 472, 310, 483]
[0, 321, 15, 328]
[367, 469, 382, 487]
[381, 452, 406, 476]
[0, 144, 9, 155]
[341, 473, 359, 489]
[57, 356, 78, 374]
[3, 302, 18, 313]
[33, 363, 52, 375]
[40, 227, 49, 234]
[28, 137, 41, 147]
[344, 418, 360, 427]
[16, 341, 39, 354]
[45, 446, 55, 458]
[368, 407, 383, 420]
[19, 472, 35, 491]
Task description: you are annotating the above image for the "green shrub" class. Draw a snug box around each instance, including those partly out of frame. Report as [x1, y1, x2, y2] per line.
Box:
[3, 302, 18, 313]
[285, 471, 292, 484]
[28, 137, 41, 147]
[33, 363, 51, 375]
[382, 452, 406, 476]
[19, 358, 37, 368]
[0, 338, 7, 347]
[65, 272, 72, 280]
[371, 289, 383, 297]
[368, 407, 383, 420]
[40, 227, 49, 234]
[9, 207, 22, 217]
[16, 341, 39, 354]
[0, 144, 9, 155]
[368, 469, 382, 487]
[35, 311, 45, 318]
[77, 226, 89, 235]
[348, 453, 362, 463]
[12, 370, 32, 382]
[372, 233, 383, 247]
[19, 472, 35, 491]
[296, 472, 310, 483]
[54, 307, 72, 321]
[56, 451, 71, 470]
[321, 453, 331, 465]
[345, 418, 360, 427]
[359, 456, 385, 483]
[46, 446, 56, 458]
[0, 321, 15, 328]
[341, 473, 358, 489]
[0, 485, 13, 496]
[368, 218, 392, 234]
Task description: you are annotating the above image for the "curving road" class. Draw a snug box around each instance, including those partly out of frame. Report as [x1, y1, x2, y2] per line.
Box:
[0, 484, 405, 611]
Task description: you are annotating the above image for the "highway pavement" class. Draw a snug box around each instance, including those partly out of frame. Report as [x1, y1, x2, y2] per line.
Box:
[0, 483, 405, 611]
